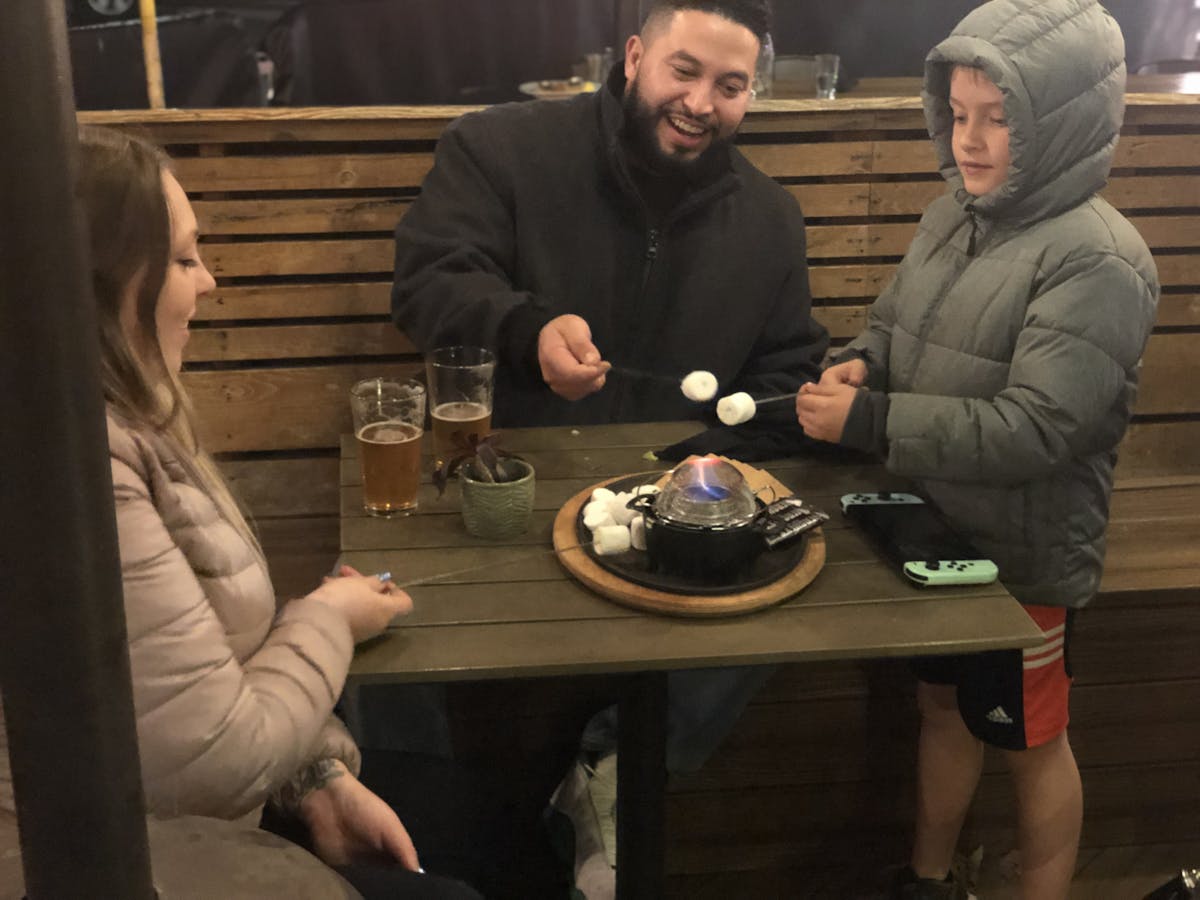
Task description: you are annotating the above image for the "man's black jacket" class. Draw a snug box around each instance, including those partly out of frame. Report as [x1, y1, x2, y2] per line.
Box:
[392, 71, 829, 427]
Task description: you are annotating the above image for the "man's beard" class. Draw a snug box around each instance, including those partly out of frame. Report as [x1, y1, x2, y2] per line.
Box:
[621, 77, 732, 178]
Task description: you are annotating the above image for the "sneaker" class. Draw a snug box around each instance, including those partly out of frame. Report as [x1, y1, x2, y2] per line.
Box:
[548, 759, 615, 900]
[890, 865, 972, 900]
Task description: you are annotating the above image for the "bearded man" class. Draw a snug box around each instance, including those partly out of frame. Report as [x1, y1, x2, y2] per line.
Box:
[389, 3, 827, 895]
[393, 0, 827, 427]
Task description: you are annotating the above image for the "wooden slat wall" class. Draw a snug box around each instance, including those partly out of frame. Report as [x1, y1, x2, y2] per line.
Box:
[79, 97, 1200, 894]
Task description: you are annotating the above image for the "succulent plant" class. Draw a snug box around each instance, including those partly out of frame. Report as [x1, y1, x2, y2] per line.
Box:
[433, 431, 528, 496]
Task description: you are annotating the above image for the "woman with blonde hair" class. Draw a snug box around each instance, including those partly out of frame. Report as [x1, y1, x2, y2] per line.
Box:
[0, 125, 485, 899]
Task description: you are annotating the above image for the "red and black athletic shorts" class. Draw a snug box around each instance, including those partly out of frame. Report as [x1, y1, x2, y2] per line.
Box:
[911, 605, 1074, 751]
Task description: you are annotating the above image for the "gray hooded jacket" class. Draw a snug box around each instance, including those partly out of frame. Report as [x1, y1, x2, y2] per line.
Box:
[843, 0, 1159, 607]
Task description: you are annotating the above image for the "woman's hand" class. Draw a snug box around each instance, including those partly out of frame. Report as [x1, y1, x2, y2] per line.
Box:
[796, 381, 859, 444]
[307, 567, 412, 643]
[298, 760, 421, 871]
[818, 358, 868, 389]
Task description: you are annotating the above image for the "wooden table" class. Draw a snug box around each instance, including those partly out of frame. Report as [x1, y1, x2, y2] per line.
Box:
[338, 421, 1043, 899]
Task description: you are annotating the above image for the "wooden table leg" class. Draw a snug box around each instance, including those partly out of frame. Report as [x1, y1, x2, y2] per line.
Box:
[616, 671, 668, 900]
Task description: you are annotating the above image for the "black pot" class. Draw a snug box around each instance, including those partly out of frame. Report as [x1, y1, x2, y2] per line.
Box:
[628, 494, 766, 582]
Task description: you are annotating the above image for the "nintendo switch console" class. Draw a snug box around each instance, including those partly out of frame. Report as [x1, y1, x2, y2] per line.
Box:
[840, 492, 998, 587]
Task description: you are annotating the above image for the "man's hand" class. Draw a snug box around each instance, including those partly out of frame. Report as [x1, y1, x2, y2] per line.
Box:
[298, 761, 421, 871]
[796, 381, 860, 444]
[537, 314, 612, 401]
[818, 358, 868, 389]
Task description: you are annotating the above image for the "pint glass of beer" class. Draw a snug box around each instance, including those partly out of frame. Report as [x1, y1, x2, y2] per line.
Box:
[425, 346, 495, 467]
[350, 378, 425, 517]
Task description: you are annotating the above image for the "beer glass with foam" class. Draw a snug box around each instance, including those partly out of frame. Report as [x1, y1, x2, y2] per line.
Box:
[425, 346, 495, 468]
[350, 378, 425, 517]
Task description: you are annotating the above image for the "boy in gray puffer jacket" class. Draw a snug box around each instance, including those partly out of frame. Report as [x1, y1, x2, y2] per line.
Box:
[796, 1, 1158, 898]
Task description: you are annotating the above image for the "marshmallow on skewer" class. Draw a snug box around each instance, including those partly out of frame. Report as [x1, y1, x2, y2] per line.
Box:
[594, 524, 632, 555]
[680, 370, 718, 402]
[716, 392, 756, 426]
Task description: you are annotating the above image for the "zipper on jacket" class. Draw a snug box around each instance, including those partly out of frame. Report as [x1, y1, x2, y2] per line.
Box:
[967, 212, 978, 257]
[641, 227, 660, 289]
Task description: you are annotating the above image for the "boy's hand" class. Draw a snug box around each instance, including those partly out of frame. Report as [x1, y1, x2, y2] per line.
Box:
[818, 359, 868, 389]
[538, 314, 612, 401]
[796, 382, 859, 443]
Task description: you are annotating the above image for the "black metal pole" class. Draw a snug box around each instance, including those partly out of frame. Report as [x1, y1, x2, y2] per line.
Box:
[0, 2, 155, 898]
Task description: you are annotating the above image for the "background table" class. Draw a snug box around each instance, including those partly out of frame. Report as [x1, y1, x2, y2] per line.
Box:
[338, 421, 1043, 899]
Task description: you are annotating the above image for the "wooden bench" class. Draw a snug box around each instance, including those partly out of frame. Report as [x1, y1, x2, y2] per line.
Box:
[82, 94, 1200, 893]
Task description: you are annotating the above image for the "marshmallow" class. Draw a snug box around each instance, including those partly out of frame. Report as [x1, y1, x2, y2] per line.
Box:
[594, 524, 632, 555]
[716, 392, 757, 426]
[680, 370, 718, 402]
[609, 492, 637, 526]
[584, 506, 617, 531]
[591, 487, 616, 504]
[629, 515, 647, 551]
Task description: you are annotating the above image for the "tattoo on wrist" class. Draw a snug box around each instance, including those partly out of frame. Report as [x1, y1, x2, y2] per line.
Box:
[272, 758, 345, 816]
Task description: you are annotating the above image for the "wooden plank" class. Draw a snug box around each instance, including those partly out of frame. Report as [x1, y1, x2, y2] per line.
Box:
[1138, 333, 1200, 415]
[196, 282, 391, 321]
[219, 456, 339, 517]
[203, 238, 393, 278]
[1116, 420, 1200, 479]
[869, 180, 944, 216]
[804, 217, 1200, 260]
[751, 134, 1200, 180]
[741, 141, 878, 178]
[1101, 519, 1200, 592]
[866, 175, 1200, 220]
[173, 154, 435, 193]
[347, 591, 1036, 683]
[809, 264, 896, 299]
[814, 295, 1194, 343]
[186, 322, 415, 363]
[255, 515, 340, 601]
[812, 304, 868, 340]
[1113, 133, 1200, 169]
[1109, 482, 1200, 522]
[193, 197, 410, 236]
[1104, 175, 1200, 211]
[182, 362, 421, 453]
[672, 678, 1200, 793]
[662, 762, 1200, 875]
[806, 223, 915, 258]
[1157, 293, 1200, 327]
[784, 183, 871, 218]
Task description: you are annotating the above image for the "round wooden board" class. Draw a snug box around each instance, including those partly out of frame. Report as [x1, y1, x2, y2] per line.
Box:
[553, 472, 826, 618]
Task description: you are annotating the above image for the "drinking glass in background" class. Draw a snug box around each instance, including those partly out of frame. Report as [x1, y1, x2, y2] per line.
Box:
[815, 53, 840, 99]
[426, 346, 496, 467]
[350, 377, 425, 517]
[753, 32, 775, 99]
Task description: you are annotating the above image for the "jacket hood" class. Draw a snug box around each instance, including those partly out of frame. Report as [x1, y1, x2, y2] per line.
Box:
[922, 0, 1126, 222]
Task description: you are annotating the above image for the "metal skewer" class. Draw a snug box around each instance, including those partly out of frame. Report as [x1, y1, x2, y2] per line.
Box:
[392, 540, 595, 590]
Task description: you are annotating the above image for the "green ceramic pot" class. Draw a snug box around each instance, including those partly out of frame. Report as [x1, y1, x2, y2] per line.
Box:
[459, 459, 536, 539]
